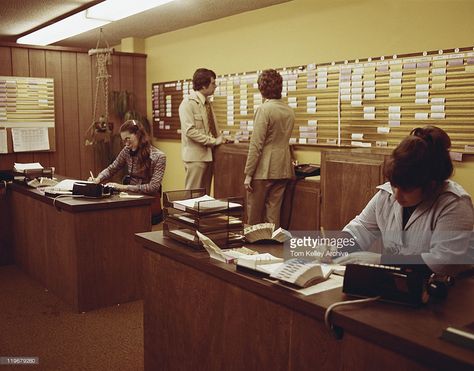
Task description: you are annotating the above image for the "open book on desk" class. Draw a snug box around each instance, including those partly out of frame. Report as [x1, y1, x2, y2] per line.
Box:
[269, 258, 335, 288]
[172, 195, 242, 212]
[244, 223, 291, 243]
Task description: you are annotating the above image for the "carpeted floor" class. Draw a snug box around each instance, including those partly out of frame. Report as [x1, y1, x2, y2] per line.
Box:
[0, 265, 143, 371]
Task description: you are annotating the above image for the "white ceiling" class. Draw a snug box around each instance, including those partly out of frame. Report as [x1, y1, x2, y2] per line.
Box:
[0, 0, 292, 49]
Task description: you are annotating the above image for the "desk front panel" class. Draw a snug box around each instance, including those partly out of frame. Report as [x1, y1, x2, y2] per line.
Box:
[10, 186, 151, 311]
[139, 233, 474, 370]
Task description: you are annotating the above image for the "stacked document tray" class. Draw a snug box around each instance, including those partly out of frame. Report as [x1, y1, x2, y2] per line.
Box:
[163, 189, 244, 250]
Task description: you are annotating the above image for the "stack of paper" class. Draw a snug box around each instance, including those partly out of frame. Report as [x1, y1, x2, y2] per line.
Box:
[173, 195, 242, 212]
[14, 162, 43, 172]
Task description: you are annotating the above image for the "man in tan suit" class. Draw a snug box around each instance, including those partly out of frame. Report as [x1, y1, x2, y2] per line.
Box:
[179, 68, 223, 195]
[244, 69, 295, 227]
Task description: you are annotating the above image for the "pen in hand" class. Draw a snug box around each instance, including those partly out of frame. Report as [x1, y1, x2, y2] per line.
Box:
[89, 170, 96, 183]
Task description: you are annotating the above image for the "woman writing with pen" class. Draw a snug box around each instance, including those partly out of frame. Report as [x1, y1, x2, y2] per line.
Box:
[91, 120, 166, 224]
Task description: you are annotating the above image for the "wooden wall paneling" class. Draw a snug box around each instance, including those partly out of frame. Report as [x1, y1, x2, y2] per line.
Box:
[107, 55, 123, 176]
[134, 56, 147, 120]
[91, 56, 111, 174]
[0, 45, 146, 178]
[0, 47, 14, 169]
[76, 53, 94, 179]
[119, 55, 134, 93]
[11, 47, 34, 164]
[60, 52, 81, 178]
[0, 47, 12, 74]
[109, 54, 121, 131]
[28, 49, 51, 168]
[45, 50, 65, 174]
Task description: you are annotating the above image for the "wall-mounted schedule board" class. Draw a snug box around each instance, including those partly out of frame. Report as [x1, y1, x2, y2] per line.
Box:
[0, 76, 55, 154]
[152, 46, 474, 153]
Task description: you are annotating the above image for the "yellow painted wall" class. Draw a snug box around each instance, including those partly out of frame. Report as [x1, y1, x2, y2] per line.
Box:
[144, 0, 474, 195]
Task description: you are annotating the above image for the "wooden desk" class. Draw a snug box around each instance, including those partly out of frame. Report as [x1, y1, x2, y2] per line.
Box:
[321, 149, 390, 230]
[7, 182, 153, 312]
[137, 231, 474, 371]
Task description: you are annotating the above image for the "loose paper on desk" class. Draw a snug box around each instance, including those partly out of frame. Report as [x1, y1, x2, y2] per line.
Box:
[196, 231, 259, 263]
[119, 192, 143, 199]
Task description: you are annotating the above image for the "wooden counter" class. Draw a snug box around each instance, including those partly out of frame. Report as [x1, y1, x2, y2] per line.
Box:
[137, 231, 474, 371]
[214, 143, 320, 229]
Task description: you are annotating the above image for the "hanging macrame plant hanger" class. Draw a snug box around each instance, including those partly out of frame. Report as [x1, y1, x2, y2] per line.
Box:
[85, 28, 113, 145]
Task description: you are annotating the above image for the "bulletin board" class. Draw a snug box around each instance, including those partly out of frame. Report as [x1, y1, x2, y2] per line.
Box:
[152, 46, 474, 153]
[0, 76, 55, 154]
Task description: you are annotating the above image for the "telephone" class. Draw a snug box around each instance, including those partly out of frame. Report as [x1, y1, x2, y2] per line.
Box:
[270, 258, 333, 288]
[294, 164, 320, 178]
[342, 263, 430, 306]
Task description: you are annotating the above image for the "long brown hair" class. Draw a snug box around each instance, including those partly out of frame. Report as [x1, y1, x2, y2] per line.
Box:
[120, 120, 152, 176]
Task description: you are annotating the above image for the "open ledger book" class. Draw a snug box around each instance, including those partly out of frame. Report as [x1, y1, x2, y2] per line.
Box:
[244, 223, 292, 243]
[269, 259, 335, 288]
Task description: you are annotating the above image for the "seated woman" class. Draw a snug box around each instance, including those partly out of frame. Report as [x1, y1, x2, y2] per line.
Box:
[94, 119, 166, 224]
[336, 126, 474, 276]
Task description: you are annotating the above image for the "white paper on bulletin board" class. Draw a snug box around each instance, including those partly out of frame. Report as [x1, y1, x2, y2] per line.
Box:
[12, 127, 50, 152]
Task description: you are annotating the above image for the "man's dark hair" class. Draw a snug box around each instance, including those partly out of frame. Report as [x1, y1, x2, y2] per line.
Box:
[192, 68, 216, 91]
[384, 126, 453, 190]
[258, 69, 283, 99]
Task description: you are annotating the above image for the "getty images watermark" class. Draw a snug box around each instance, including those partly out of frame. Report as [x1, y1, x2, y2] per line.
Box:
[283, 231, 354, 261]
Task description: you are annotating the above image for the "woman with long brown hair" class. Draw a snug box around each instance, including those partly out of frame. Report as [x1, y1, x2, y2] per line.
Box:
[94, 119, 166, 223]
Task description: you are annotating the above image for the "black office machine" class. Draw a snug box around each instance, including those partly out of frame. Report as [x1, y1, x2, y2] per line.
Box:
[72, 182, 114, 198]
[343, 263, 430, 306]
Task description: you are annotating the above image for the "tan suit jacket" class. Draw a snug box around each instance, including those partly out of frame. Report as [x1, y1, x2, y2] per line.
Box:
[179, 91, 219, 162]
[244, 99, 295, 179]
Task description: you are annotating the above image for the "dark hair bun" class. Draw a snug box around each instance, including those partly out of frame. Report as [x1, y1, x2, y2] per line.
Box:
[384, 126, 453, 189]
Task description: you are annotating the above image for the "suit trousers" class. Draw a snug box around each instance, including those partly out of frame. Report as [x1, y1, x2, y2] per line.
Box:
[184, 161, 213, 195]
[246, 179, 289, 228]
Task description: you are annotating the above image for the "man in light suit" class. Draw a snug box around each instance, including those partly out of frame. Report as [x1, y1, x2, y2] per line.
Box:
[179, 68, 223, 195]
[244, 69, 295, 227]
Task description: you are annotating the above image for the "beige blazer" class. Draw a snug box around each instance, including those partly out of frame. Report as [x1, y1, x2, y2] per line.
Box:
[244, 99, 295, 179]
[179, 91, 219, 162]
